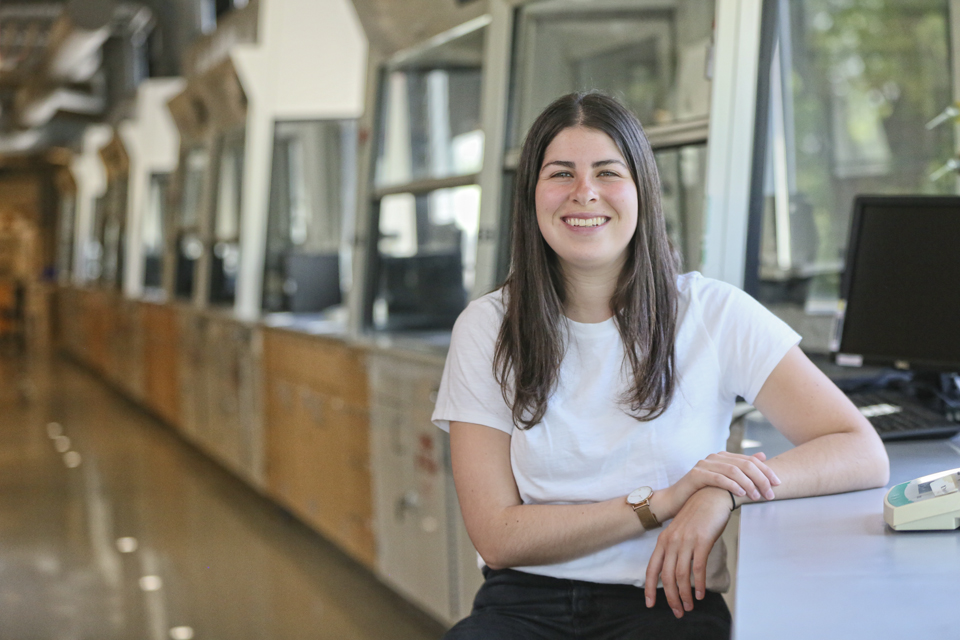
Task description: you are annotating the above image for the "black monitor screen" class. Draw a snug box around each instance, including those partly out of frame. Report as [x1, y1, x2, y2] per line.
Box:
[837, 196, 960, 370]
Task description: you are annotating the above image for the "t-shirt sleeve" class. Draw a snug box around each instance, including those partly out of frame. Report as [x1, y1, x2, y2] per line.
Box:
[695, 276, 802, 405]
[431, 295, 516, 435]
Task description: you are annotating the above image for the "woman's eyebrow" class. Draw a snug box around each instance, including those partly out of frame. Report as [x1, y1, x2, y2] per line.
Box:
[540, 159, 627, 170]
[592, 159, 627, 168]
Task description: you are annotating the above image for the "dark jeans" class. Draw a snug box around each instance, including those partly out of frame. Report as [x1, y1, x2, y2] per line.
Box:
[444, 568, 731, 640]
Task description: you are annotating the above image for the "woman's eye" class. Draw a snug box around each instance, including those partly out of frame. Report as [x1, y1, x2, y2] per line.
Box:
[551, 171, 572, 178]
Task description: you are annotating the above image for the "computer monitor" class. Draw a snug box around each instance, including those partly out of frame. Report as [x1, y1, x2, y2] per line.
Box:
[833, 195, 960, 376]
[284, 253, 342, 313]
[377, 252, 466, 331]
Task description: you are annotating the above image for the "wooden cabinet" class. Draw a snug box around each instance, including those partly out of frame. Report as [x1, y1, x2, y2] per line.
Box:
[175, 310, 266, 489]
[141, 302, 180, 427]
[263, 329, 374, 568]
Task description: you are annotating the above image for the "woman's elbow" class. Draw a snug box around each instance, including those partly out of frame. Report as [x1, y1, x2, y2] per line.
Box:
[475, 541, 511, 571]
[861, 432, 890, 489]
[870, 445, 891, 488]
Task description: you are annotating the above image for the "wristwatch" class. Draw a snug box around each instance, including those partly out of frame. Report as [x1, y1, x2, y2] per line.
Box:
[627, 486, 661, 530]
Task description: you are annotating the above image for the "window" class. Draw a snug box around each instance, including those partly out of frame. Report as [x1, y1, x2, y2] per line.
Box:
[174, 145, 210, 299]
[367, 18, 487, 331]
[750, 0, 955, 352]
[56, 193, 76, 285]
[503, 1, 716, 274]
[654, 144, 708, 272]
[209, 131, 244, 305]
[100, 178, 127, 290]
[142, 173, 169, 292]
[263, 120, 357, 314]
[511, 1, 714, 147]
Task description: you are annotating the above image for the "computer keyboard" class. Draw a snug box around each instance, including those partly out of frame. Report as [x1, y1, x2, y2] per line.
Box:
[847, 390, 960, 441]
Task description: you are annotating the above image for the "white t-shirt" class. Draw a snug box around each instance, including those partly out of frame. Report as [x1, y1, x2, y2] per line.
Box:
[432, 272, 801, 590]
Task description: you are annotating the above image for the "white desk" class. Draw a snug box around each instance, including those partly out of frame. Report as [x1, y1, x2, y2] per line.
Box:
[734, 419, 960, 640]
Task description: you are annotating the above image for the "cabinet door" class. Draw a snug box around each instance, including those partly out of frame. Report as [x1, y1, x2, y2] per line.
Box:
[370, 358, 452, 623]
[265, 375, 300, 507]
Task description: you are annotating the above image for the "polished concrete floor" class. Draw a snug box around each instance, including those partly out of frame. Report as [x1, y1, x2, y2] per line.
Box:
[0, 350, 446, 640]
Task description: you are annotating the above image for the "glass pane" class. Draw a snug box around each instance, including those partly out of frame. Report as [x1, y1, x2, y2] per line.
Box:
[180, 147, 209, 229]
[85, 196, 106, 282]
[512, 1, 715, 148]
[654, 144, 708, 272]
[214, 137, 243, 241]
[263, 119, 357, 314]
[57, 194, 76, 284]
[372, 185, 479, 331]
[374, 26, 485, 187]
[755, 0, 955, 352]
[209, 134, 245, 305]
[143, 174, 169, 290]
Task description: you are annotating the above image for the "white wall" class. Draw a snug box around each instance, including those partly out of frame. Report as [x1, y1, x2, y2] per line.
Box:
[119, 78, 187, 298]
[70, 124, 114, 284]
[231, 0, 368, 320]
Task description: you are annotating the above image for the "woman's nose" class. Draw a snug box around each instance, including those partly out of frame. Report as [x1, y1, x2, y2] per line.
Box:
[571, 175, 598, 205]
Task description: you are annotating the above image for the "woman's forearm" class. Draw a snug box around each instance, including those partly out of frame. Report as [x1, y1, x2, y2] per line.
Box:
[476, 496, 655, 569]
[733, 430, 889, 507]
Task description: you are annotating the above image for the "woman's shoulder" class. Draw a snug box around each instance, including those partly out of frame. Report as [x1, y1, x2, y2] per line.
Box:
[676, 271, 749, 304]
[675, 271, 758, 322]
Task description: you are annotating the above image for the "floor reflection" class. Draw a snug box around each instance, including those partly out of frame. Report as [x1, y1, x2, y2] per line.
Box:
[0, 352, 445, 640]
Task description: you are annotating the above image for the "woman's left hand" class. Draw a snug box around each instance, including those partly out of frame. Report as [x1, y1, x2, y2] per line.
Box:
[644, 487, 732, 619]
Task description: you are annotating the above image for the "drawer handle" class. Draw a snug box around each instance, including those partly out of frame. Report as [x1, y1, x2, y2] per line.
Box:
[395, 489, 419, 522]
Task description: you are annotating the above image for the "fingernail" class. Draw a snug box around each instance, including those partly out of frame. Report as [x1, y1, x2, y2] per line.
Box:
[684, 601, 693, 612]
[752, 491, 761, 500]
[772, 475, 782, 485]
[673, 608, 682, 618]
[736, 488, 746, 496]
[696, 590, 704, 600]
[646, 596, 653, 607]
[765, 489, 775, 500]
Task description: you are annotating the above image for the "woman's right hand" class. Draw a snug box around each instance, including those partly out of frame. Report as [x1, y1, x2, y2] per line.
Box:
[657, 451, 780, 521]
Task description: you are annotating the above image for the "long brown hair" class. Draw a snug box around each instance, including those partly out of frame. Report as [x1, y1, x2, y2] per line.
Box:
[494, 92, 679, 430]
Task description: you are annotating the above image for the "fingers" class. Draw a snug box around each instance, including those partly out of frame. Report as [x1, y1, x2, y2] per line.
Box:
[674, 544, 695, 614]
[644, 544, 664, 608]
[692, 541, 709, 606]
[647, 491, 732, 620]
[700, 452, 781, 501]
[660, 545, 683, 618]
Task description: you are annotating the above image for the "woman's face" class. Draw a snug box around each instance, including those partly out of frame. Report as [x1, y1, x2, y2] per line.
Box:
[535, 126, 639, 276]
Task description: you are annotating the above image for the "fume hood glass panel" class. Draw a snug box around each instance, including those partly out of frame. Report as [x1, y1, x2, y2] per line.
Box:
[511, 1, 715, 148]
[101, 197, 124, 289]
[87, 179, 126, 289]
[374, 26, 486, 188]
[180, 146, 209, 230]
[754, 0, 955, 352]
[263, 119, 357, 314]
[175, 145, 210, 300]
[85, 196, 107, 282]
[142, 173, 169, 291]
[210, 134, 245, 306]
[654, 144, 707, 272]
[56, 194, 76, 285]
[372, 185, 480, 331]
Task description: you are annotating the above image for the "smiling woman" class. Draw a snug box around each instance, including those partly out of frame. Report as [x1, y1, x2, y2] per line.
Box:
[430, 92, 889, 640]
[534, 127, 638, 281]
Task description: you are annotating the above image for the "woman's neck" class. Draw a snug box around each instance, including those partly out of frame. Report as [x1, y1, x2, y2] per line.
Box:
[561, 264, 621, 323]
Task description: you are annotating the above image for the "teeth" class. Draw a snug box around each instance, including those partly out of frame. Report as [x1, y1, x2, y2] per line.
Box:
[566, 217, 605, 228]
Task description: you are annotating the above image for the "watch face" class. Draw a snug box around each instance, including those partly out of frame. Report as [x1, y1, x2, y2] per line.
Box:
[628, 486, 652, 504]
